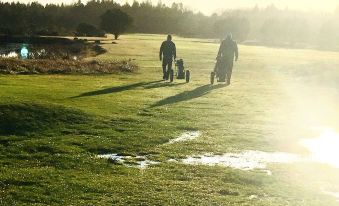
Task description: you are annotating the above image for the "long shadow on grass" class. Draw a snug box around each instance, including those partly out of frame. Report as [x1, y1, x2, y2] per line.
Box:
[0, 103, 91, 136]
[150, 84, 227, 107]
[71, 80, 185, 98]
[143, 82, 186, 89]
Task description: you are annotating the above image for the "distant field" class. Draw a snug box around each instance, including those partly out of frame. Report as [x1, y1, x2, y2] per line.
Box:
[1, 34, 339, 205]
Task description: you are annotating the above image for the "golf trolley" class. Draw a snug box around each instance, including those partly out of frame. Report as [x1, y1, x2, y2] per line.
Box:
[168, 59, 190, 83]
[210, 58, 227, 84]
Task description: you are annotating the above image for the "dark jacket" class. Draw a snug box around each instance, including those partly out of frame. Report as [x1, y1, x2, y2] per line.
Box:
[217, 39, 238, 61]
[160, 40, 176, 60]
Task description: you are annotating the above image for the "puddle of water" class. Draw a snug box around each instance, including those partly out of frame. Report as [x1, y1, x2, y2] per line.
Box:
[248, 195, 259, 200]
[98, 154, 125, 162]
[179, 127, 339, 173]
[168, 131, 201, 144]
[182, 151, 300, 173]
[168, 159, 179, 163]
[262, 169, 272, 176]
[97, 127, 339, 175]
[97, 154, 159, 169]
[300, 127, 339, 168]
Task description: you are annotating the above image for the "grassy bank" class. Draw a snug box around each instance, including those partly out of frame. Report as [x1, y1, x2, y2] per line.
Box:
[1, 34, 339, 205]
[0, 58, 138, 74]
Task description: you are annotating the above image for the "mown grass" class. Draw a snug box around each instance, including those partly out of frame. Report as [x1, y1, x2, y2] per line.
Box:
[1, 34, 339, 205]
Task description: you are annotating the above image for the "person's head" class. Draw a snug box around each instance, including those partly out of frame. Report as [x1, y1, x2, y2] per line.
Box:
[167, 35, 172, 41]
[226, 33, 233, 40]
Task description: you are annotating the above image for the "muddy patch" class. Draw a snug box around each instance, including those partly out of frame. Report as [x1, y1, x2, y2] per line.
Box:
[182, 151, 300, 174]
[98, 154, 159, 169]
[168, 131, 201, 144]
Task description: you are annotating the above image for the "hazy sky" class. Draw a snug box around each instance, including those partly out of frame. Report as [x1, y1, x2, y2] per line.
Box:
[3, 0, 338, 14]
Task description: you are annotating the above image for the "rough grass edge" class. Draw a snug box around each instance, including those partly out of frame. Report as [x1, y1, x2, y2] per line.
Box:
[0, 58, 139, 75]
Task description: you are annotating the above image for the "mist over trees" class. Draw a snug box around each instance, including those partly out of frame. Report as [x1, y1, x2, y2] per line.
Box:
[0, 0, 338, 49]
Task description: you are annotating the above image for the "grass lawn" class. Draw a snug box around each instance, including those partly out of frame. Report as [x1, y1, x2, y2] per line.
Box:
[1, 34, 339, 205]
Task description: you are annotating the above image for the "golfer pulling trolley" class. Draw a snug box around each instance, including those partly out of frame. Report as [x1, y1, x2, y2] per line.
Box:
[212, 33, 239, 85]
[159, 35, 190, 83]
[159, 35, 176, 81]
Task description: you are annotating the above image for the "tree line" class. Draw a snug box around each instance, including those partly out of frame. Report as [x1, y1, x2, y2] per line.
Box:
[0, 1, 338, 49]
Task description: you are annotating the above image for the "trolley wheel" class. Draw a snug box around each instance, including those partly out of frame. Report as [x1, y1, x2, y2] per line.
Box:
[169, 69, 174, 82]
[185, 70, 190, 83]
[210, 72, 215, 85]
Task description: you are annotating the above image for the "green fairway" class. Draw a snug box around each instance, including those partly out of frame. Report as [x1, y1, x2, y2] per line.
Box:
[1, 34, 339, 205]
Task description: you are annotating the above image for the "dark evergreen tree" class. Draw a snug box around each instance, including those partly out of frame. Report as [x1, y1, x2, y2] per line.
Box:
[100, 9, 132, 39]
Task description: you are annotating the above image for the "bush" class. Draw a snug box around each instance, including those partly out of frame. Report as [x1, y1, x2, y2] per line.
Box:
[36, 29, 59, 36]
[76, 23, 105, 37]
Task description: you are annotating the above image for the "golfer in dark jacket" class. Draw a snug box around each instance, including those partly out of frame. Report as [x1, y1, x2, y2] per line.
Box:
[217, 33, 238, 85]
[160, 35, 176, 80]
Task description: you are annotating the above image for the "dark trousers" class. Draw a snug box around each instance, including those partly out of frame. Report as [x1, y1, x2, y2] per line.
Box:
[226, 61, 234, 84]
[162, 58, 173, 79]
[219, 59, 234, 84]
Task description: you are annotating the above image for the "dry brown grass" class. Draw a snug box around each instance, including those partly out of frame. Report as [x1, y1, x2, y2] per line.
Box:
[0, 58, 138, 74]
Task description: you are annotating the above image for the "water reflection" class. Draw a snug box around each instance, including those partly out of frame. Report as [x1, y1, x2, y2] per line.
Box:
[98, 154, 160, 169]
[183, 151, 300, 173]
[167, 131, 201, 144]
[182, 128, 339, 173]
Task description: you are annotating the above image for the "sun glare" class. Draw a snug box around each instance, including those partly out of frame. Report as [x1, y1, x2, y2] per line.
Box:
[301, 128, 339, 168]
